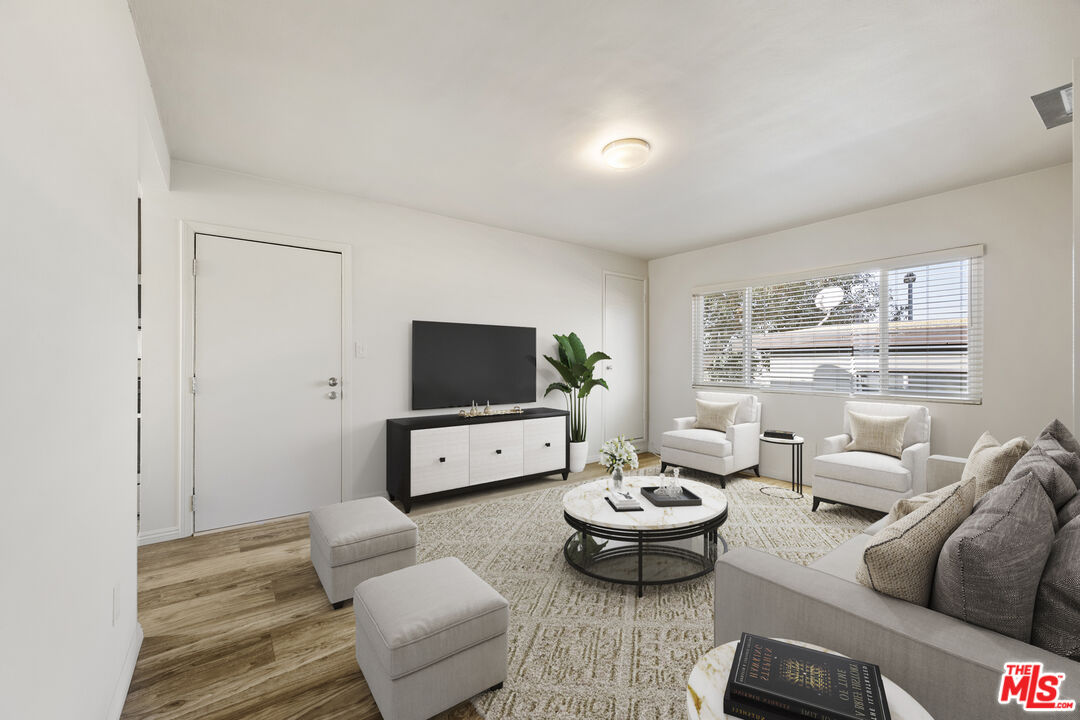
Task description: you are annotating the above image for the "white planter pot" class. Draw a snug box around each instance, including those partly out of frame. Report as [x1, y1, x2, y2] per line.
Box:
[568, 441, 588, 473]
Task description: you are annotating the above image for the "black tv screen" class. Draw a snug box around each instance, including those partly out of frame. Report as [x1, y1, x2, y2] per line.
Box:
[412, 321, 537, 410]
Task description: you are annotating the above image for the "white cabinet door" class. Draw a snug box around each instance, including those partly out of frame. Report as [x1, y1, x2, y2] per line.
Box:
[603, 273, 646, 443]
[410, 426, 469, 496]
[469, 421, 524, 485]
[523, 417, 566, 475]
[193, 234, 342, 531]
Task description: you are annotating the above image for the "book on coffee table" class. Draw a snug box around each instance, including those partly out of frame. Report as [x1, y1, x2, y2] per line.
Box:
[605, 491, 643, 512]
[725, 633, 891, 720]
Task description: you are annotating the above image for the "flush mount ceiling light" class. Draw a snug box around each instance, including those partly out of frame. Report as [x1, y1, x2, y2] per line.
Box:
[1031, 83, 1073, 129]
[602, 138, 650, 169]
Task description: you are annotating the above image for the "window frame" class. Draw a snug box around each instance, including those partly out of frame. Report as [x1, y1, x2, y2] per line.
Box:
[690, 244, 984, 405]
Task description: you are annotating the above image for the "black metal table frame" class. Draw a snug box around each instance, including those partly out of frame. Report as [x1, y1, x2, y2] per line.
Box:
[562, 509, 728, 597]
[760, 436, 804, 496]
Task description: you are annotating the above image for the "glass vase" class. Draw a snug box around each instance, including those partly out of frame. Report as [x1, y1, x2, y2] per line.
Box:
[612, 466, 624, 492]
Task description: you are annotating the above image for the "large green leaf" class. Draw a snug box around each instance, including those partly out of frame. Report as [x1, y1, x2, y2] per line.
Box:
[544, 381, 571, 397]
[555, 334, 577, 368]
[578, 377, 610, 398]
[542, 354, 577, 388]
[567, 333, 587, 370]
[583, 350, 610, 369]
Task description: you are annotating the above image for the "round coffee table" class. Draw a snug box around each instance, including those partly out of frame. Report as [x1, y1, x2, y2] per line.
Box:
[561, 474, 728, 597]
[686, 639, 934, 720]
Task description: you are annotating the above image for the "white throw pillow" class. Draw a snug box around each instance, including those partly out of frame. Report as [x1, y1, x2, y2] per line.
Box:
[694, 400, 738, 433]
[846, 411, 909, 458]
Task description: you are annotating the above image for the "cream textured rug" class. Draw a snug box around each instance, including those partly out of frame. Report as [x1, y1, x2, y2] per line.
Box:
[413, 471, 880, 720]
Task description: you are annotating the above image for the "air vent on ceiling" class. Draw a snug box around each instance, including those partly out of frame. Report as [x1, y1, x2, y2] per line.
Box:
[1031, 83, 1073, 129]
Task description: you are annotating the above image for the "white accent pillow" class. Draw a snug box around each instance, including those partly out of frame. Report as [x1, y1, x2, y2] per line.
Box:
[846, 411, 909, 458]
[694, 400, 738, 433]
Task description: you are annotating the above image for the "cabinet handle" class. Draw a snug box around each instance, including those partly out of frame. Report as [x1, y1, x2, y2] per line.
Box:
[495, 449, 502, 454]
[439, 457, 446, 463]
[544, 442, 551, 447]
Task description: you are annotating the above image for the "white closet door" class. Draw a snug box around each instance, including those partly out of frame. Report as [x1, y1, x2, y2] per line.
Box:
[603, 273, 646, 443]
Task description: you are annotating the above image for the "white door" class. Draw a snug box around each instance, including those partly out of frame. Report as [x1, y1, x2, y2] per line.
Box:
[193, 234, 342, 531]
[602, 272, 646, 443]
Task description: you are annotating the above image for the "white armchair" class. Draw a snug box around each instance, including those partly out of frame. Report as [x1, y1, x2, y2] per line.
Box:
[660, 391, 761, 488]
[812, 401, 932, 513]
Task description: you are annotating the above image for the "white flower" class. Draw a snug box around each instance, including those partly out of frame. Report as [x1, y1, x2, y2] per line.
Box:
[599, 435, 638, 471]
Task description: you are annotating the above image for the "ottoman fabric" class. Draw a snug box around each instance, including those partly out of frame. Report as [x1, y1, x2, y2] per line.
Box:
[355, 556, 509, 679]
[310, 496, 417, 567]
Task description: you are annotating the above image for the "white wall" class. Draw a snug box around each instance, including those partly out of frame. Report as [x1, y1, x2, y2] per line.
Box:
[0, 1, 150, 718]
[1073, 58, 1079, 432]
[138, 162, 646, 540]
[650, 165, 1074, 483]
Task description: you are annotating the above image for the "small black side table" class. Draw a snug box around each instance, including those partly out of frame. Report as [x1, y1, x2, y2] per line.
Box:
[758, 434, 804, 497]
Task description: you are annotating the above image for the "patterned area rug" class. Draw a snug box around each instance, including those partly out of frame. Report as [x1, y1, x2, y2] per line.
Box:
[414, 471, 880, 720]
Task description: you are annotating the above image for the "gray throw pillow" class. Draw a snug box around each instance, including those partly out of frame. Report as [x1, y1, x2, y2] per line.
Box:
[931, 472, 1056, 641]
[1003, 445, 1077, 512]
[1059, 493, 1080, 528]
[1031, 516, 1080, 660]
[1027, 419, 1080, 493]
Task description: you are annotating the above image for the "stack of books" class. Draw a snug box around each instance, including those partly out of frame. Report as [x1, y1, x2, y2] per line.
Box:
[605, 490, 643, 512]
[724, 633, 891, 720]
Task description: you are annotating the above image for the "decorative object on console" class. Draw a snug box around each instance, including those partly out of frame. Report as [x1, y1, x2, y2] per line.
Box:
[599, 435, 638, 492]
[542, 332, 610, 472]
[458, 402, 525, 419]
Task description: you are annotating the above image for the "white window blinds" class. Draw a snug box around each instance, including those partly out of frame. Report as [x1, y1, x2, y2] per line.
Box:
[691, 248, 983, 403]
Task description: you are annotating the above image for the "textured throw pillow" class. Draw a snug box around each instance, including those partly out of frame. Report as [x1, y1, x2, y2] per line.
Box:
[887, 480, 968, 523]
[932, 472, 1057, 641]
[856, 479, 975, 606]
[1059, 493, 1080, 528]
[1031, 516, 1080, 660]
[962, 431, 1031, 501]
[1004, 445, 1077, 512]
[694, 399, 738, 433]
[1038, 419, 1080, 487]
[845, 411, 909, 459]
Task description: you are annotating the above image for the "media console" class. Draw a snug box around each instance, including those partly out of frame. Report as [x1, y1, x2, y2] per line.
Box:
[386, 408, 570, 512]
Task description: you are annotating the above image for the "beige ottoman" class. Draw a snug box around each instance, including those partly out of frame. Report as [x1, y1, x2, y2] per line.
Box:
[354, 557, 509, 720]
[309, 497, 418, 609]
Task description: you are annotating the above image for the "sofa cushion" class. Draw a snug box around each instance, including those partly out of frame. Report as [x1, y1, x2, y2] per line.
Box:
[354, 557, 509, 679]
[962, 431, 1030, 501]
[1059, 493, 1080, 528]
[810, 534, 871, 583]
[697, 391, 757, 424]
[843, 401, 930, 448]
[932, 472, 1057, 641]
[694, 399, 738, 433]
[1035, 419, 1080, 489]
[813, 451, 911, 492]
[887, 480, 969, 523]
[1031, 516, 1080, 660]
[310, 497, 418, 568]
[1005, 445, 1077, 512]
[863, 515, 891, 536]
[855, 479, 975, 606]
[661, 428, 732, 458]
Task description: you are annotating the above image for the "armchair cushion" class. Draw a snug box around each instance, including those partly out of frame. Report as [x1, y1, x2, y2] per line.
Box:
[661, 428, 732, 458]
[696, 391, 759, 424]
[843, 401, 930, 448]
[814, 451, 911, 492]
[846, 410, 908, 458]
[693, 399, 738, 433]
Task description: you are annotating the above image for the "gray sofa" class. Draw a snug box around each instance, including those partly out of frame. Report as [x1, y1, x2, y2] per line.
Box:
[715, 455, 1080, 720]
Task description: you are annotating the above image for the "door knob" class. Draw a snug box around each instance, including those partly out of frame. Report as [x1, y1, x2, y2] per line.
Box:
[328, 377, 338, 387]
[495, 449, 502, 454]
[605, 364, 613, 370]
[545, 442, 551, 447]
[327, 391, 338, 399]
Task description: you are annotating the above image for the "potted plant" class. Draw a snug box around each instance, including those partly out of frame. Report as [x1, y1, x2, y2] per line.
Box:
[599, 436, 639, 491]
[543, 332, 610, 472]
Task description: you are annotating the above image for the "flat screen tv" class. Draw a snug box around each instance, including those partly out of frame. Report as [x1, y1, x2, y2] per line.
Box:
[412, 321, 537, 410]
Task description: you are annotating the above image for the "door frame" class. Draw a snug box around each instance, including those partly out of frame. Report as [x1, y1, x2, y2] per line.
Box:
[601, 270, 648, 446]
[178, 221, 354, 537]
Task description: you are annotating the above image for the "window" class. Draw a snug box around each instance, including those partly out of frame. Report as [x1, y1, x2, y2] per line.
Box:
[691, 247, 983, 403]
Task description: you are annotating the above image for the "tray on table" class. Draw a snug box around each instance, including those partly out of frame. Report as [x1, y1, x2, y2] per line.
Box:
[639, 486, 703, 507]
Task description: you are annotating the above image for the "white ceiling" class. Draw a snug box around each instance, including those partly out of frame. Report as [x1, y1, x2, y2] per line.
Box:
[130, 1, 1079, 259]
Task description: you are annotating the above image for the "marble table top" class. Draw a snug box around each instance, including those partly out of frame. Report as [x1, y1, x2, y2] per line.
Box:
[686, 639, 934, 720]
[561, 474, 727, 531]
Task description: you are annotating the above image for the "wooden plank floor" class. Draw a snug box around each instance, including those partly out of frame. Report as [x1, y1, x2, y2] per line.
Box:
[122, 454, 788, 719]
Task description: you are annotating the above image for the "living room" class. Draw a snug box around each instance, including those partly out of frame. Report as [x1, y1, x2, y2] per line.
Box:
[3, 2, 1079, 720]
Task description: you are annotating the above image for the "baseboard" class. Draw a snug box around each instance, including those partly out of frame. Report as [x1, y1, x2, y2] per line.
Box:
[107, 622, 143, 720]
[138, 526, 180, 545]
